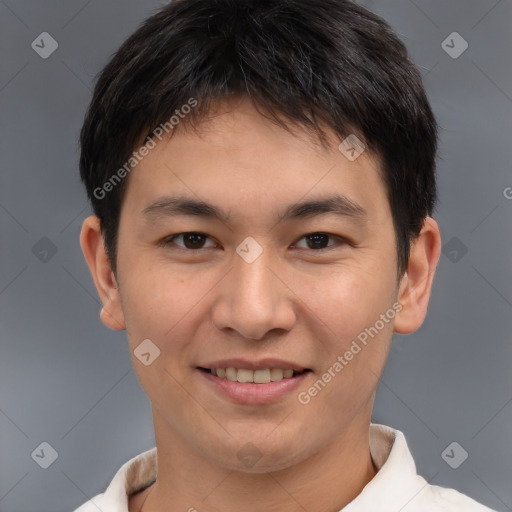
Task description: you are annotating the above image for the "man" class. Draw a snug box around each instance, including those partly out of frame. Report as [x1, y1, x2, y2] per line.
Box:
[74, 0, 497, 510]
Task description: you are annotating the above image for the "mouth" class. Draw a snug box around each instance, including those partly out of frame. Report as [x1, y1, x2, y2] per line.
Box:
[198, 367, 312, 383]
[196, 366, 313, 405]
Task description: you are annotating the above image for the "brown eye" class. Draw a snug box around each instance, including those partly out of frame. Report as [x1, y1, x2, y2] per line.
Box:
[295, 233, 341, 250]
[164, 232, 216, 250]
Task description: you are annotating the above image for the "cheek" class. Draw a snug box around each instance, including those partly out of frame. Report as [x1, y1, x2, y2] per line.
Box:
[299, 261, 397, 397]
[119, 267, 195, 406]
[120, 258, 194, 339]
[306, 261, 396, 340]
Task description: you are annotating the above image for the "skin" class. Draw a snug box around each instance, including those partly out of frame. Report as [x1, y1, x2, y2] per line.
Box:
[80, 96, 441, 512]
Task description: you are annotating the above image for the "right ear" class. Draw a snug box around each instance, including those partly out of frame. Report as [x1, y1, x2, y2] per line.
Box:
[80, 215, 126, 331]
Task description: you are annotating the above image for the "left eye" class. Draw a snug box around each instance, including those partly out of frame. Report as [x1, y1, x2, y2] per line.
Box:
[293, 233, 341, 250]
[163, 232, 342, 251]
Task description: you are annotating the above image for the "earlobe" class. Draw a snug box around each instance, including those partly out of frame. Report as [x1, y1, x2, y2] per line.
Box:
[80, 215, 126, 331]
[394, 217, 441, 335]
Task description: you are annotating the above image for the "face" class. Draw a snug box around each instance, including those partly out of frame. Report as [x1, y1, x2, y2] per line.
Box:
[85, 96, 430, 473]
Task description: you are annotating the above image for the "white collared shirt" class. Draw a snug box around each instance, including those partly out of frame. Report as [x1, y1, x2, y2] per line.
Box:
[73, 423, 497, 512]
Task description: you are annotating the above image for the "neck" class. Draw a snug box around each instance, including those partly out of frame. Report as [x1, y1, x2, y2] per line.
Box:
[140, 405, 378, 512]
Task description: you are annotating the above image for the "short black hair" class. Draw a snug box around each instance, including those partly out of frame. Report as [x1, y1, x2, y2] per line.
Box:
[79, 0, 438, 277]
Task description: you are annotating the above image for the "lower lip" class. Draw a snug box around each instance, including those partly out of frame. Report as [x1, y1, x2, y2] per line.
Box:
[197, 369, 311, 405]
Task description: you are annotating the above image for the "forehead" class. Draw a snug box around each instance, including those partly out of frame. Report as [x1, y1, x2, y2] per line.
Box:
[120, 97, 390, 228]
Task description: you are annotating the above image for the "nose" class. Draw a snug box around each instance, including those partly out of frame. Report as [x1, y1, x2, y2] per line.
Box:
[210, 249, 297, 341]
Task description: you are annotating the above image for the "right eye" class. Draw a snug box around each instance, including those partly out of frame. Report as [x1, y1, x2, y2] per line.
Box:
[161, 232, 218, 251]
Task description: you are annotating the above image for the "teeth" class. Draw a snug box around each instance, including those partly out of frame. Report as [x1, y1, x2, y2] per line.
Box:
[254, 369, 271, 383]
[237, 369, 253, 383]
[211, 367, 299, 383]
[270, 368, 283, 381]
[225, 368, 237, 382]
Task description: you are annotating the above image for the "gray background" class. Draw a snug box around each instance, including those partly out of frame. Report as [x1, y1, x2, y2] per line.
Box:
[0, 1, 511, 511]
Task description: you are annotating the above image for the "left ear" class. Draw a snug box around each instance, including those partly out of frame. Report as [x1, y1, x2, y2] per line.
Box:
[394, 216, 441, 335]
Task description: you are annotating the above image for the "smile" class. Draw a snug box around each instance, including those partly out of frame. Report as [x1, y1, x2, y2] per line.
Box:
[200, 367, 309, 383]
[197, 367, 312, 405]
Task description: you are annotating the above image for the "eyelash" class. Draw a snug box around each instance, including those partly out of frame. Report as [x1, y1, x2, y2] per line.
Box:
[161, 232, 348, 253]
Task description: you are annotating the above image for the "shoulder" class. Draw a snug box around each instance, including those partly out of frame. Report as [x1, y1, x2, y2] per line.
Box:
[366, 423, 497, 512]
[405, 480, 498, 512]
[70, 446, 157, 512]
[71, 493, 106, 512]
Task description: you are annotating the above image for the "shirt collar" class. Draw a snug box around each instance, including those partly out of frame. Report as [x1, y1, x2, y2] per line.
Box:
[343, 423, 426, 511]
[101, 422, 422, 511]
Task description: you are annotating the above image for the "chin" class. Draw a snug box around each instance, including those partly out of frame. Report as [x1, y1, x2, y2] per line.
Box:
[208, 436, 314, 474]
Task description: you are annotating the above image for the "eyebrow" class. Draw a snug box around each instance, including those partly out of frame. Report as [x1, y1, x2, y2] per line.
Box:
[141, 194, 367, 225]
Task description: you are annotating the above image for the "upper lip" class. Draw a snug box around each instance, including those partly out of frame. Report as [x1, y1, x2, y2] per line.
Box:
[198, 358, 310, 372]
